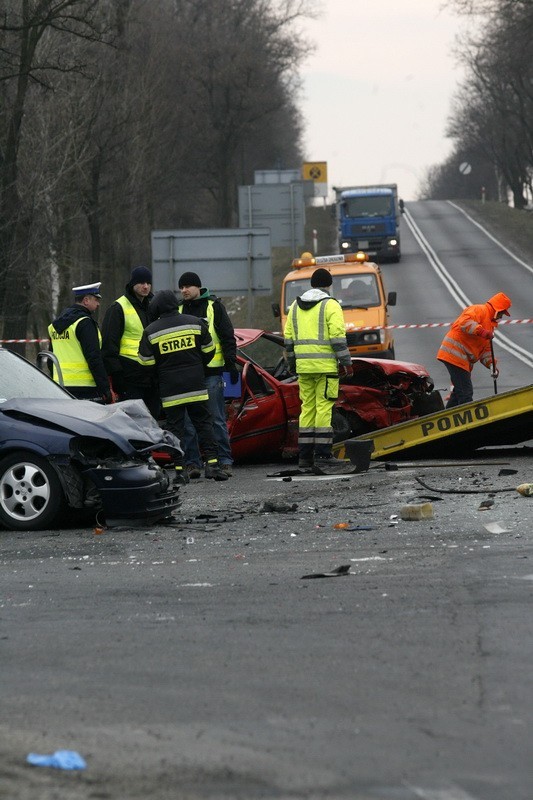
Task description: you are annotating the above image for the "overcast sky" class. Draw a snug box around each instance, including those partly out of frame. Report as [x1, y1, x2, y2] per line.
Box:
[298, 0, 473, 201]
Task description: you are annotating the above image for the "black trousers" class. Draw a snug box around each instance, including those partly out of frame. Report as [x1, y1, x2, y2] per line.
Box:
[444, 362, 474, 408]
[165, 401, 218, 464]
[118, 383, 161, 420]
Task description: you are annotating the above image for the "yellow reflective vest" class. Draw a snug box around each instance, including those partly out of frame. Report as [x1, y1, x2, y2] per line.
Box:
[116, 295, 144, 361]
[178, 299, 223, 368]
[48, 318, 102, 387]
[284, 296, 350, 374]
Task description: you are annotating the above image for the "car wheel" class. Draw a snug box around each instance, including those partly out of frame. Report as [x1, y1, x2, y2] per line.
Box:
[412, 390, 445, 416]
[332, 409, 352, 443]
[0, 452, 65, 531]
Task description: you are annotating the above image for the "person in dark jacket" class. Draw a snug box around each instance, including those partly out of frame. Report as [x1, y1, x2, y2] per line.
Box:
[177, 271, 238, 479]
[48, 282, 112, 402]
[101, 266, 160, 418]
[138, 290, 229, 483]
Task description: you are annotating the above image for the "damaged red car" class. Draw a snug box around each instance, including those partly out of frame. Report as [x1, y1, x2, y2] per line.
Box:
[227, 329, 443, 462]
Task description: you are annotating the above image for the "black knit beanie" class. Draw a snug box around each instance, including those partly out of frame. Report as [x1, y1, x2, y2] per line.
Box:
[310, 268, 332, 288]
[178, 271, 202, 289]
[130, 266, 152, 285]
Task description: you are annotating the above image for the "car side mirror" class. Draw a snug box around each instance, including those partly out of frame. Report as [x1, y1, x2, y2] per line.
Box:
[272, 302, 280, 318]
[387, 291, 397, 306]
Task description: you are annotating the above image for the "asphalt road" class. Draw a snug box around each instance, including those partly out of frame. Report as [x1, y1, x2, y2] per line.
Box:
[380, 200, 533, 396]
[1, 201, 533, 799]
[2, 452, 533, 800]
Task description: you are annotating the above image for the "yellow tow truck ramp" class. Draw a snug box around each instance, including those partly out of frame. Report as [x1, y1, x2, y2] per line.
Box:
[333, 384, 533, 461]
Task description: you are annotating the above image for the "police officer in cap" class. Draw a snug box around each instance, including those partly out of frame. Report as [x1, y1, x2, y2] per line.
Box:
[48, 282, 112, 402]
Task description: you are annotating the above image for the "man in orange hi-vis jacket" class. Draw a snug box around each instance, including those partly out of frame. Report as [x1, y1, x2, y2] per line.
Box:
[437, 291, 512, 408]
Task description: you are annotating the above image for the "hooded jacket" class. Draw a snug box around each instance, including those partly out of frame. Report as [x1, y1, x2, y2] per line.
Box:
[49, 303, 108, 394]
[284, 288, 352, 374]
[178, 287, 237, 376]
[101, 281, 154, 391]
[437, 292, 511, 372]
[138, 290, 215, 408]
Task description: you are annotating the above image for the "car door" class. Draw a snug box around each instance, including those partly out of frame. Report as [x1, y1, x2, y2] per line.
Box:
[227, 361, 291, 460]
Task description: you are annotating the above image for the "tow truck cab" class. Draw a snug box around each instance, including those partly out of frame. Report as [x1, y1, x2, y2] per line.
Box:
[274, 251, 397, 359]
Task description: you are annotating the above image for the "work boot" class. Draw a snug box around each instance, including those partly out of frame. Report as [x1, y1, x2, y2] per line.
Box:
[298, 445, 314, 469]
[313, 455, 353, 475]
[173, 465, 189, 485]
[219, 464, 233, 477]
[186, 464, 202, 480]
[204, 461, 229, 481]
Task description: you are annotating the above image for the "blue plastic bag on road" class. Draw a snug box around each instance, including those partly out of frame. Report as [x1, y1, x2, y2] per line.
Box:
[26, 749, 87, 770]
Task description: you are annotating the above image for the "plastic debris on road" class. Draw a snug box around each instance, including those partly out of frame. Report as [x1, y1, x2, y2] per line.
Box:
[26, 750, 87, 770]
[483, 521, 511, 534]
[400, 502, 434, 521]
[301, 564, 351, 579]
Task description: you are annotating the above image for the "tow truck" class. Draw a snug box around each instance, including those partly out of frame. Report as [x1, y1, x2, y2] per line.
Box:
[333, 384, 533, 461]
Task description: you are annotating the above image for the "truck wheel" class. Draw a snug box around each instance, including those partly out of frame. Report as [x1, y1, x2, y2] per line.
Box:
[381, 347, 396, 359]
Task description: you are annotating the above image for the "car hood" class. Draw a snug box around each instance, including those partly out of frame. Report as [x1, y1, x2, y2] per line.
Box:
[351, 358, 429, 378]
[0, 398, 181, 454]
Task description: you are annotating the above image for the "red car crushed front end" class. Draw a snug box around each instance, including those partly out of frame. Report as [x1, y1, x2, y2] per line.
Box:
[227, 329, 442, 462]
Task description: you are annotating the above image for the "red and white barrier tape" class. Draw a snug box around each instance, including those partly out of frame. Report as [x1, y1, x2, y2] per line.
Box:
[1, 318, 533, 342]
[345, 318, 533, 331]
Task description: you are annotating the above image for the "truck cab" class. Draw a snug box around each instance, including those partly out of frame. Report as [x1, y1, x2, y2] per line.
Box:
[274, 252, 397, 359]
[335, 184, 401, 262]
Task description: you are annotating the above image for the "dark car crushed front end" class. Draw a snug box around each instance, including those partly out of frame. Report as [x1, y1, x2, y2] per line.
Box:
[0, 348, 183, 531]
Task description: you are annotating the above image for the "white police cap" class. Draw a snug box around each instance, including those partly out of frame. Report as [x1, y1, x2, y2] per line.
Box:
[72, 282, 102, 299]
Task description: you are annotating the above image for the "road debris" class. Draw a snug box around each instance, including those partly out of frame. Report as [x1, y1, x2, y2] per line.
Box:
[483, 521, 511, 534]
[301, 564, 351, 579]
[478, 499, 495, 511]
[516, 483, 533, 497]
[26, 750, 86, 770]
[400, 502, 434, 521]
[261, 500, 298, 513]
[416, 477, 517, 494]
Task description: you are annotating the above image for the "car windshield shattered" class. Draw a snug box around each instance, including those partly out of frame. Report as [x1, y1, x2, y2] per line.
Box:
[0, 348, 69, 402]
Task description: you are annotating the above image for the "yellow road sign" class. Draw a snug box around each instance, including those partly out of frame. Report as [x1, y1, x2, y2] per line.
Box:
[302, 161, 328, 183]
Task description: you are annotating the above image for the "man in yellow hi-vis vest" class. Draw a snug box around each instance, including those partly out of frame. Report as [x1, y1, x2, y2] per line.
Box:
[284, 268, 354, 472]
[101, 266, 160, 417]
[48, 282, 112, 403]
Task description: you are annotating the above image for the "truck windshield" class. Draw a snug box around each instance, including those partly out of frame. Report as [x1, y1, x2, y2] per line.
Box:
[344, 196, 392, 217]
[284, 274, 380, 312]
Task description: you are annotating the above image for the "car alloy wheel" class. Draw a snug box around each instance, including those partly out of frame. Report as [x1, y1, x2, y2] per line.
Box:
[0, 452, 65, 530]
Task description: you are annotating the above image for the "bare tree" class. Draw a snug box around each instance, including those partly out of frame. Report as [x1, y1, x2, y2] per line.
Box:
[0, 0, 113, 344]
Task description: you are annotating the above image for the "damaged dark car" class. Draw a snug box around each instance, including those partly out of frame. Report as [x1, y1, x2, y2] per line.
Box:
[0, 347, 182, 531]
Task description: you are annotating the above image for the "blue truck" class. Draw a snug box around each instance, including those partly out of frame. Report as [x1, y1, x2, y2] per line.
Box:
[333, 184, 401, 262]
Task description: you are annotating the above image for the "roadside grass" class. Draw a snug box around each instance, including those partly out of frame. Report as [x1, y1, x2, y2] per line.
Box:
[456, 200, 533, 265]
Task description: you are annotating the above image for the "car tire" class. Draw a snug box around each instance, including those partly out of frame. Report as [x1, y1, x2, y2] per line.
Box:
[0, 452, 65, 531]
[412, 390, 445, 416]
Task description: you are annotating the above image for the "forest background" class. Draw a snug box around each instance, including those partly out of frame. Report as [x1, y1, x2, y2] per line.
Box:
[2, 0, 533, 348]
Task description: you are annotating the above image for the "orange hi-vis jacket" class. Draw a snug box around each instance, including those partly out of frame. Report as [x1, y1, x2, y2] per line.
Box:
[437, 292, 511, 373]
